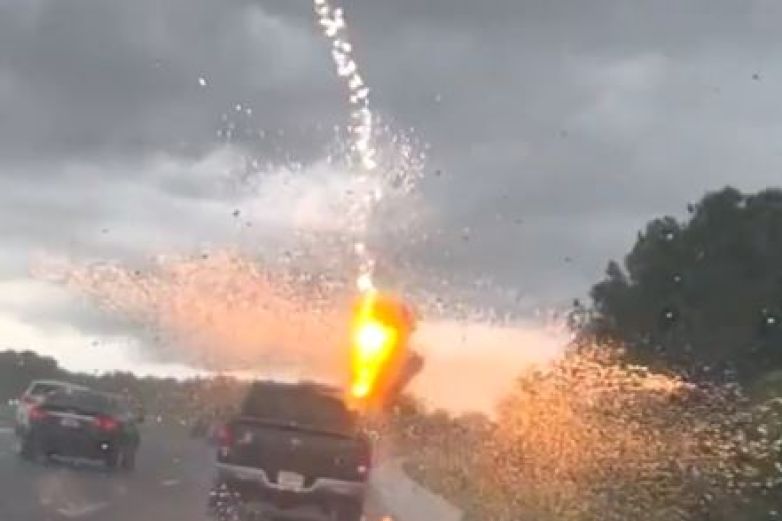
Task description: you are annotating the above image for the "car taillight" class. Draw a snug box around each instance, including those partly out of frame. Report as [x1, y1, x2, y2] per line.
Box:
[94, 415, 119, 432]
[28, 406, 48, 422]
[216, 424, 234, 447]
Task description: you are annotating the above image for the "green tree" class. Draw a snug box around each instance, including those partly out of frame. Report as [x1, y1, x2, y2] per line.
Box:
[589, 186, 782, 381]
[0, 350, 63, 400]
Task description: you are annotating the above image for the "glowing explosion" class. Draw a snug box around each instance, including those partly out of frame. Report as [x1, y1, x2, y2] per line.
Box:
[33, 0, 424, 400]
[314, 0, 422, 405]
[348, 290, 416, 407]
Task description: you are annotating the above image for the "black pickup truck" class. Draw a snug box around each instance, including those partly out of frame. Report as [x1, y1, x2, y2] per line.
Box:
[209, 381, 372, 521]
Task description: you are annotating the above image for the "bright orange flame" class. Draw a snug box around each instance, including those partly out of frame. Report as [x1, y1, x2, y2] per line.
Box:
[351, 318, 398, 399]
[348, 290, 411, 405]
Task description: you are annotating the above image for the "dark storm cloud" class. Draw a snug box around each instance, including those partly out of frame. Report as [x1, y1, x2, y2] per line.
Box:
[2, 0, 782, 354]
[335, 0, 782, 305]
[0, 0, 340, 159]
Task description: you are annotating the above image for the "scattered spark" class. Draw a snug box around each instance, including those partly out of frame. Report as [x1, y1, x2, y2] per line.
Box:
[313, 0, 380, 292]
[401, 346, 782, 521]
[38, 252, 354, 379]
[356, 272, 374, 293]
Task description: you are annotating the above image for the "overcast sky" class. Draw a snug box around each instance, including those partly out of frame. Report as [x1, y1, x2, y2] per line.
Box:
[2, 0, 782, 376]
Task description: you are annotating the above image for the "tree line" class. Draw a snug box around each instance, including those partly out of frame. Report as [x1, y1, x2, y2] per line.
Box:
[586, 186, 782, 387]
[0, 350, 246, 421]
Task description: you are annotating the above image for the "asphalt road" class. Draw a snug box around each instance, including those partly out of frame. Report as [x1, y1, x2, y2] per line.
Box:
[0, 421, 216, 521]
[0, 421, 396, 521]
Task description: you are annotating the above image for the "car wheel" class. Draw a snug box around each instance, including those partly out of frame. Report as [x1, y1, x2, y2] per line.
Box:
[16, 434, 35, 461]
[104, 450, 121, 471]
[121, 448, 136, 471]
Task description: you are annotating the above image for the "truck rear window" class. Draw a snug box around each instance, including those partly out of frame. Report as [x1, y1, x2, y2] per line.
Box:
[241, 385, 355, 434]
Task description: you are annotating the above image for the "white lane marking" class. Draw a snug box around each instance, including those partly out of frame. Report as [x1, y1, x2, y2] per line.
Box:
[160, 478, 181, 487]
[56, 502, 110, 518]
[0, 426, 14, 435]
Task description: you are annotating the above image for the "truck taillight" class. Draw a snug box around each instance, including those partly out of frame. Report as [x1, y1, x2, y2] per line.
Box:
[217, 424, 234, 447]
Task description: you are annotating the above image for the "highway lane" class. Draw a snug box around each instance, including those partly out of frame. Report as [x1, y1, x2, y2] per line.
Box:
[0, 422, 213, 521]
[0, 423, 396, 521]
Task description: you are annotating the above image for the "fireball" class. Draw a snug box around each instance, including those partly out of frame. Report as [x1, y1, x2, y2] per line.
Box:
[348, 289, 415, 406]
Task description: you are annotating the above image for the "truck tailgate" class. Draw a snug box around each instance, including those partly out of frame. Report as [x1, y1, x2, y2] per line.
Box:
[222, 418, 369, 484]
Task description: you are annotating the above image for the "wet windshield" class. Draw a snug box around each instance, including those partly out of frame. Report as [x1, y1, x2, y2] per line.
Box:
[1, 1, 781, 521]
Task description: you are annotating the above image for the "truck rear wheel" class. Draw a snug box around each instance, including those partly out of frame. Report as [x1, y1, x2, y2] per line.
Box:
[208, 483, 244, 521]
[104, 449, 122, 471]
[337, 500, 364, 521]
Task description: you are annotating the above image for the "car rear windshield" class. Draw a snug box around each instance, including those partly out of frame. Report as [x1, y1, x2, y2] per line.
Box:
[241, 385, 355, 434]
[43, 391, 118, 416]
[29, 383, 65, 396]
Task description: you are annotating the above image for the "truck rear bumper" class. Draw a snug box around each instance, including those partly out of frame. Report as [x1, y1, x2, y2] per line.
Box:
[211, 499, 343, 521]
[211, 463, 365, 520]
[215, 462, 367, 498]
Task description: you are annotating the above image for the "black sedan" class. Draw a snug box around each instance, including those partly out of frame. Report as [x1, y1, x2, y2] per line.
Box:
[16, 388, 142, 471]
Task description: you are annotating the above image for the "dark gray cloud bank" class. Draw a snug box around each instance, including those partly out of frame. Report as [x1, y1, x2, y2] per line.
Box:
[1, 0, 782, 368]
